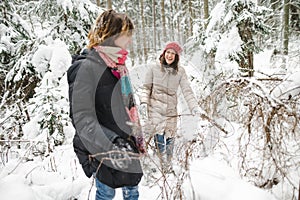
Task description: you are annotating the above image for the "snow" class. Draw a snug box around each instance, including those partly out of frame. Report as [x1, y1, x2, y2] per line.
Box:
[0, 175, 37, 200]
[0, 142, 277, 200]
[32, 39, 71, 79]
[1, 3, 299, 199]
[57, 0, 73, 13]
[205, 1, 226, 36]
[56, 0, 102, 20]
[254, 48, 274, 70]
[184, 158, 276, 200]
[270, 71, 300, 99]
[215, 26, 243, 67]
[0, 48, 285, 200]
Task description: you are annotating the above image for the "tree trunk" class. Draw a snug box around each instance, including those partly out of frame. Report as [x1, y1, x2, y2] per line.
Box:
[169, 0, 175, 41]
[161, 0, 167, 42]
[176, 1, 182, 43]
[107, 0, 112, 9]
[188, 0, 193, 37]
[283, 0, 290, 55]
[235, 4, 254, 77]
[203, 0, 215, 71]
[290, 1, 300, 31]
[153, 0, 156, 51]
[270, 0, 280, 10]
[96, 0, 100, 7]
[141, 0, 148, 61]
[203, 0, 209, 29]
[238, 23, 254, 77]
[298, 180, 300, 200]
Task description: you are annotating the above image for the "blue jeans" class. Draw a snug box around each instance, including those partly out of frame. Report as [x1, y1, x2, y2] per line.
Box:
[154, 134, 174, 161]
[95, 177, 139, 200]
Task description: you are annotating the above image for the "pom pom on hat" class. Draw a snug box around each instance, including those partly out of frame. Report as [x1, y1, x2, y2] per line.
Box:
[164, 41, 183, 55]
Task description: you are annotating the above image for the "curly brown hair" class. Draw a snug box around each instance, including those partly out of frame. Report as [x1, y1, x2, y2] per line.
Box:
[159, 50, 179, 74]
[87, 9, 134, 49]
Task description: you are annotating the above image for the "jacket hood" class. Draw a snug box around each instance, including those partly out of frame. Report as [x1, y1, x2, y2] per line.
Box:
[67, 49, 90, 85]
[71, 48, 90, 64]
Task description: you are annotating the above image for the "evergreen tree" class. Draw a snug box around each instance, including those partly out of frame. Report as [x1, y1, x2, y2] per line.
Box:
[0, 0, 101, 146]
[204, 0, 271, 77]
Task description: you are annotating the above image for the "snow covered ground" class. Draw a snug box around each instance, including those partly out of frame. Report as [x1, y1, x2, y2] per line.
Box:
[0, 45, 299, 199]
[0, 129, 276, 200]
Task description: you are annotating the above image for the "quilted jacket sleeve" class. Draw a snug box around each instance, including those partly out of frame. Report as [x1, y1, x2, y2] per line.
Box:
[140, 64, 154, 105]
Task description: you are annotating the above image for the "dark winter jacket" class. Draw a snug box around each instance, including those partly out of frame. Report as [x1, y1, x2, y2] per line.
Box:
[67, 48, 143, 188]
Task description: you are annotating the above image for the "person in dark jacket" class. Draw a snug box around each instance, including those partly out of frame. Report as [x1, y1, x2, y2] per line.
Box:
[67, 9, 145, 200]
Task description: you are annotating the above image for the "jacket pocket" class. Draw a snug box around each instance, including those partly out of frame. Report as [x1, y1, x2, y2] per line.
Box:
[73, 134, 99, 178]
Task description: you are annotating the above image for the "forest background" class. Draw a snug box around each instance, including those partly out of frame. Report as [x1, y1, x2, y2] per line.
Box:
[0, 0, 299, 199]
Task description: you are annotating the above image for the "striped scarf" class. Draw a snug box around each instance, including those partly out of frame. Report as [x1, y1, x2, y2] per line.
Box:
[94, 45, 145, 154]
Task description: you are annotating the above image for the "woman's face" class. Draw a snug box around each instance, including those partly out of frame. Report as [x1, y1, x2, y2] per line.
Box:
[114, 33, 132, 49]
[164, 49, 176, 65]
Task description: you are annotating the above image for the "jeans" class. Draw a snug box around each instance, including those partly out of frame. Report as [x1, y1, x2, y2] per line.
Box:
[95, 177, 139, 200]
[154, 134, 174, 161]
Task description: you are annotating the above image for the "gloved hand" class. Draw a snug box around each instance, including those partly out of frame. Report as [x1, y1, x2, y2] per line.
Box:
[139, 103, 148, 120]
[113, 137, 134, 152]
[110, 137, 135, 168]
[192, 106, 206, 117]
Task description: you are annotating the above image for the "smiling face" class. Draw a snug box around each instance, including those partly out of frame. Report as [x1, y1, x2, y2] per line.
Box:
[164, 49, 177, 65]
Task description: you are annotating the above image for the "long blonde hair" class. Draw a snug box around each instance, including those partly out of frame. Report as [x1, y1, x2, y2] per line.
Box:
[87, 9, 134, 49]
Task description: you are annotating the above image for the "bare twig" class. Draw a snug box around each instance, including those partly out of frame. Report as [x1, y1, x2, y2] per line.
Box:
[8, 142, 36, 175]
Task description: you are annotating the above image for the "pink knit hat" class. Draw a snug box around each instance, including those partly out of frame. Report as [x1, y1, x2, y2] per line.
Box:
[164, 41, 183, 55]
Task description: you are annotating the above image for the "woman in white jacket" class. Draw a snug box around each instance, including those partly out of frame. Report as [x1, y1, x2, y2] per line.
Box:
[140, 41, 203, 169]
